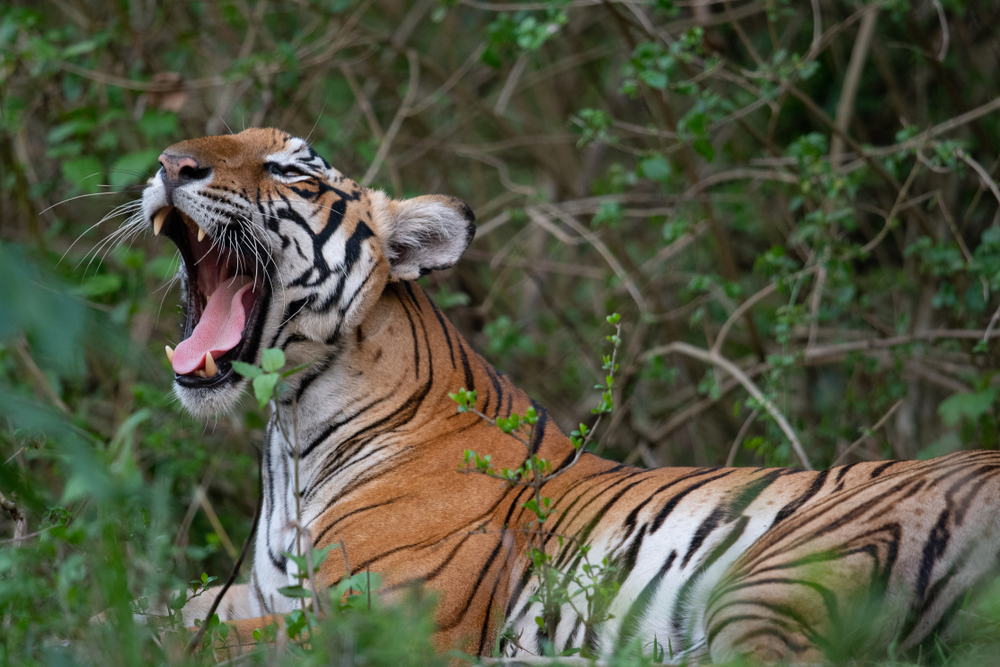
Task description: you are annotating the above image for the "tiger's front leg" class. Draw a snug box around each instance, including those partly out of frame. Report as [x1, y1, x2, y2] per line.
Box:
[703, 454, 1000, 664]
[176, 582, 256, 627]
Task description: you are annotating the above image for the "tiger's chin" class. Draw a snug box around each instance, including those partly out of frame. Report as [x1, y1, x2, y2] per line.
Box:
[152, 205, 273, 418]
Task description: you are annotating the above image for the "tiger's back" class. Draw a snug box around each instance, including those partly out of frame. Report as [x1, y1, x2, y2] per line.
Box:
[135, 128, 1000, 663]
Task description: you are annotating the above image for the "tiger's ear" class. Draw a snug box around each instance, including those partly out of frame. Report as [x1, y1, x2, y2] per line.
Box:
[373, 193, 476, 281]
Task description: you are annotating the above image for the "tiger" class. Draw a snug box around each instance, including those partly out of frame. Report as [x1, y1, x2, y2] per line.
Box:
[131, 126, 1000, 664]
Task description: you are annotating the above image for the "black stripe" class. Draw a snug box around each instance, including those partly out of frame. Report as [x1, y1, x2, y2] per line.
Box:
[773, 469, 830, 525]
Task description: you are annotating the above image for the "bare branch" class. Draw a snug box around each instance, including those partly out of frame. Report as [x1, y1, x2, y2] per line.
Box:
[642, 342, 812, 469]
[361, 50, 420, 187]
[0, 490, 27, 547]
[832, 399, 903, 467]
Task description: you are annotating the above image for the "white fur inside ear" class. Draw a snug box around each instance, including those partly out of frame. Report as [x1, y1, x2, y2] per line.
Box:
[378, 194, 476, 280]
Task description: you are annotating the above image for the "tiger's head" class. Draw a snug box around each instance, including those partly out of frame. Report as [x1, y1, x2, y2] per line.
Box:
[140, 127, 475, 417]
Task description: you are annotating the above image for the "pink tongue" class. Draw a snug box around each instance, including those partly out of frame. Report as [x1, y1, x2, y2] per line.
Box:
[173, 275, 256, 375]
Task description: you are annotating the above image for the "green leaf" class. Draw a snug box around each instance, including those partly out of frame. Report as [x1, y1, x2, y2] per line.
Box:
[145, 254, 180, 281]
[138, 111, 178, 138]
[693, 137, 715, 162]
[639, 69, 668, 90]
[48, 119, 96, 144]
[62, 156, 104, 194]
[109, 149, 161, 187]
[63, 39, 101, 57]
[70, 273, 122, 297]
[939, 389, 997, 427]
[253, 373, 280, 407]
[281, 361, 312, 378]
[231, 360, 263, 379]
[277, 585, 312, 599]
[261, 348, 285, 373]
[638, 154, 671, 183]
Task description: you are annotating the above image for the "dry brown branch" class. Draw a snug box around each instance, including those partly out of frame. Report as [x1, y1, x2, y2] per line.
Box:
[12, 338, 69, 415]
[712, 283, 778, 355]
[807, 0, 822, 60]
[463, 249, 605, 279]
[641, 342, 812, 469]
[642, 361, 771, 442]
[806, 260, 826, 351]
[410, 43, 487, 116]
[196, 487, 239, 561]
[727, 408, 760, 467]
[360, 50, 420, 187]
[957, 148, 1000, 222]
[861, 156, 921, 254]
[804, 329, 1000, 362]
[494, 53, 528, 115]
[904, 359, 971, 395]
[829, 7, 878, 166]
[931, 0, 950, 62]
[0, 490, 27, 547]
[832, 399, 904, 466]
[640, 221, 708, 274]
[680, 168, 797, 199]
[539, 204, 653, 316]
[186, 461, 263, 655]
[662, 0, 767, 31]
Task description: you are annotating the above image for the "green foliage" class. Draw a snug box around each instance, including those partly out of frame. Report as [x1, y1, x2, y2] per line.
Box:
[454, 314, 622, 655]
[5, 0, 1000, 664]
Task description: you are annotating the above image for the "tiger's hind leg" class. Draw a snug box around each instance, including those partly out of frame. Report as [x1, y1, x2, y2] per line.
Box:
[703, 453, 1000, 664]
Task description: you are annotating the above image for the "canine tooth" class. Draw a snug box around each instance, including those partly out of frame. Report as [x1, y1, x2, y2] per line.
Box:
[153, 208, 169, 236]
[204, 352, 217, 378]
[165, 345, 174, 363]
[197, 227, 207, 242]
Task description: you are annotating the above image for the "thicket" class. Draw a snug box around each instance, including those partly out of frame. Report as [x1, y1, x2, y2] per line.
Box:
[4, 0, 1000, 664]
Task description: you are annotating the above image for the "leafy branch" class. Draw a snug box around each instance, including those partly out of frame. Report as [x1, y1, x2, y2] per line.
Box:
[450, 313, 622, 655]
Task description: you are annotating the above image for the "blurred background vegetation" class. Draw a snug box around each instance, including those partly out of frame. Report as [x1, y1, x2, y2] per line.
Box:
[5, 0, 1000, 664]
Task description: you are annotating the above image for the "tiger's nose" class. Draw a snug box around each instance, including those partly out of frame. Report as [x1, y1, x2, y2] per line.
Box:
[158, 153, 211, 203]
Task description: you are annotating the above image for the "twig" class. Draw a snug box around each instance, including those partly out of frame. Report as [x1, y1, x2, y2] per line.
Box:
[855, 96, 1000, 162]
[983, 304, 1000, 346]
[494, 53, 528, 115]
[726, 408, 760, 467]
[956, 149, 1000, 224]
[361, 49, 420, 186]
[806, 260, 827, 351]
[807, 0, 822, 60]
[0, 490, 27, 547]
[644, 362, 771, 442]
[538, 204, 652, 317]
[642, 342, 812, 469]
[299, 525, 325, 617]
[12, 338, 70, 415]
[832, 399, 903, 466]
[4, 446, 26, 466]
[861, 157, 922, 254]
[680, 168, 797, 199]
[804, 328, 1000, 361]
[335, 538, 352, 594]
[829, 7, 878, 166]
[186, 451, 263, 655]
[712, 266, 820, 355]
[711, 282, 778, 355]
[196, 487, 239, 561]
[931, 0, 949, 62]
[410, 43, 487, 116]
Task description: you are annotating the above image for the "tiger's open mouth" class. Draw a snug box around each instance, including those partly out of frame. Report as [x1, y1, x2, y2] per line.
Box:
[152, 206, 271, 388]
